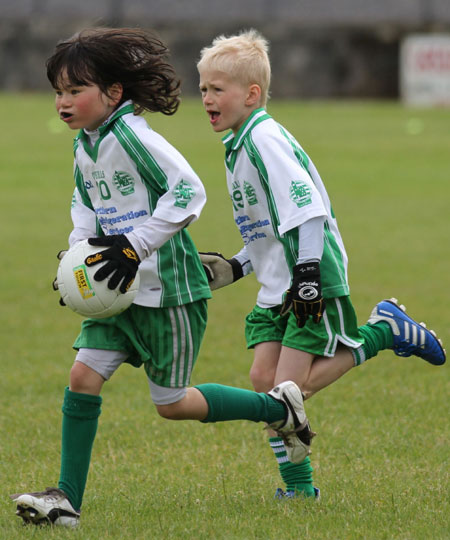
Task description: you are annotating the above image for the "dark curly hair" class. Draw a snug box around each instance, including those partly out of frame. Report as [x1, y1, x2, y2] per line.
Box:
[46, 27, 181, 115]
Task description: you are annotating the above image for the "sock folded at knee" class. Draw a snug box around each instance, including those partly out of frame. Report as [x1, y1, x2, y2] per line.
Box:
[61, 387, 102, 419]
[195, 383, 285, 424]
[58, 387, 102, 511]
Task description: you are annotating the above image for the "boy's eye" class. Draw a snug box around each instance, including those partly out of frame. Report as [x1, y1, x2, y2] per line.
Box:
[199, 85, 222, 94]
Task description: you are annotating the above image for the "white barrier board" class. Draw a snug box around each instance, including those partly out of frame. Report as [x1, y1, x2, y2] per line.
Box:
[400, 34, 450, 106]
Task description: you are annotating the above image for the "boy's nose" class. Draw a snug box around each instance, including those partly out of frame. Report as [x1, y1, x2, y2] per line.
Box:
[202, 92, 212, 105]
[59, 93, 72, 107]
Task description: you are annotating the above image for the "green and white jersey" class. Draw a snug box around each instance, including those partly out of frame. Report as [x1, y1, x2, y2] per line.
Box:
[223, 108, 349, 307]
[70, 101, 211, 308]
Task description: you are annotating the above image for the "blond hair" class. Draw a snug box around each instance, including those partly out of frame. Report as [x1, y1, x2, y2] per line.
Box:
[197, 29, 271, 107]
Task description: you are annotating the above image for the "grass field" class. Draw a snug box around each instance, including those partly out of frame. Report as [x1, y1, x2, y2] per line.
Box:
[0, 94, 449, 539]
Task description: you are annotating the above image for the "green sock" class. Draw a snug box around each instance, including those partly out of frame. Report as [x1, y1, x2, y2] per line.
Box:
[58, 387, 102, 511]
[195, 383, 285, 424]
[358, 321, 393, 360]
[269, 437, 315, 497]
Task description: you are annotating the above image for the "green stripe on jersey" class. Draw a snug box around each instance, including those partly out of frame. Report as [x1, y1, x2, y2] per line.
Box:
[112, 118, 168, 196]
[279, 125, 310, 171]
[321, 221, 349, 297]
[243, 134, 299, 270]
[74, 165, 92, 209]
[157, 234, 194, 306]
[243, 135, 281, 235]
[74, 165, 103, 236]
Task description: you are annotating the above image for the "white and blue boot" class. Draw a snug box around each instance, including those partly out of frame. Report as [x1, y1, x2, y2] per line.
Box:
[274, 487, 321, 500]
[367, 298, 446, 366]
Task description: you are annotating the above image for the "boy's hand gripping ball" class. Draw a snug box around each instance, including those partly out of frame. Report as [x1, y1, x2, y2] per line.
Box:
[56, 239, 140, 319]
[280, 262, 325, 328]
[85, 235, 141, 294]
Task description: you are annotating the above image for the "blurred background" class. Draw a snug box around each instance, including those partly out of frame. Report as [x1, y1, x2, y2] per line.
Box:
[1, 6, 449, 538]
[1, 0, 450, 105]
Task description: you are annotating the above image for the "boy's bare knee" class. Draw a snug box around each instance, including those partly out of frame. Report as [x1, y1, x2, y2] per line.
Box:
[155, 402, 183, 420]
[154, 387, 208, 421]
[70, 362, 86, 389]
[249, 366, 275, 393]
[69, 361, 104, 395]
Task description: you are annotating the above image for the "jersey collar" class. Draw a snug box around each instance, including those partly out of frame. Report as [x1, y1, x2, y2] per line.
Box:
[77, 100, 135, 161]
[222, 108, 271, 154]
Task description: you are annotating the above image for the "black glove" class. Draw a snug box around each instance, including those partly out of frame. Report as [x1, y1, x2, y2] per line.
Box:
[199, 252, 243, 291]
[53, 249, 68, 306]
[85, 235, 140, 294]
[280, 262, 325, 328]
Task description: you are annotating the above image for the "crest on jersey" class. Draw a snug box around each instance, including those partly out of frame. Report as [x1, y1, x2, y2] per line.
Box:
[289, 180, 312, 208]
[113, 170, 135, 196]
[173, 179, 195, 208]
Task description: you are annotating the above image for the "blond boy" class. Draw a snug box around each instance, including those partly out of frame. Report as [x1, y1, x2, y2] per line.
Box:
[197, 30, 445, 498]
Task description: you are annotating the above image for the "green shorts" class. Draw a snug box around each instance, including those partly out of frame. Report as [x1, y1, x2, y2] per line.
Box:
[245, 296, 364, 357]
[73, 300, 207, 388]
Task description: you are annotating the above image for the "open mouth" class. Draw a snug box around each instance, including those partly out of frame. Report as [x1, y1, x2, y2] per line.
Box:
[208, 111, 220, 124]
[60, 112, 73, 121]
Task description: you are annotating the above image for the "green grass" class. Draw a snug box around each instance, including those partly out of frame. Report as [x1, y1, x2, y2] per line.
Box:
[0, 94, 449, 539]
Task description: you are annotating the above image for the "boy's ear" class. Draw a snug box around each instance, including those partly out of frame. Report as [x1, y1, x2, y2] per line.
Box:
[108, 83, 123, 106]
[246, 84, 262, 106]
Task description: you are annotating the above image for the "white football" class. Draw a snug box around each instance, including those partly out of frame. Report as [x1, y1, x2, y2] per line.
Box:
[56, 239, 140, 319]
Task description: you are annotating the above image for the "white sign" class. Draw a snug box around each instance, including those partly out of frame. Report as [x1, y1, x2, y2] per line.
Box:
[400, 34, 450, 106]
